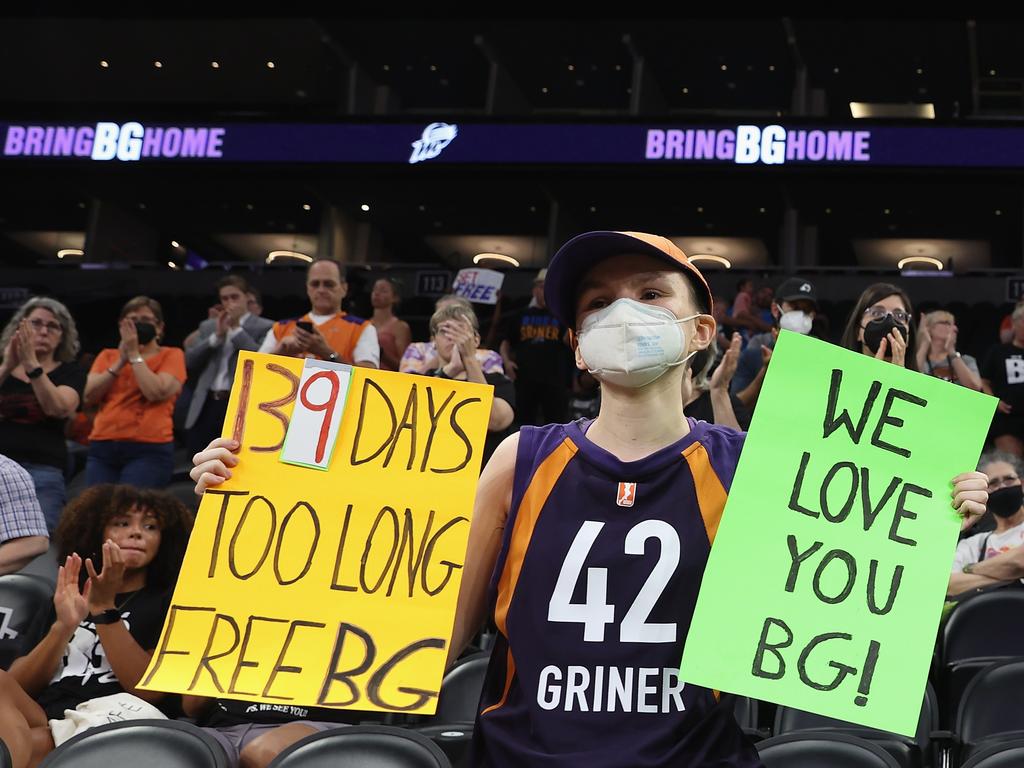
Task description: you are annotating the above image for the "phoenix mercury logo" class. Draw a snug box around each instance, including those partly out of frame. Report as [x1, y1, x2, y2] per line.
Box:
[409, 122, 458, 164]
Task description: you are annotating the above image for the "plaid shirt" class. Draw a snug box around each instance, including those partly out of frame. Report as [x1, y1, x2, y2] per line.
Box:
[0, 455, 48, 542]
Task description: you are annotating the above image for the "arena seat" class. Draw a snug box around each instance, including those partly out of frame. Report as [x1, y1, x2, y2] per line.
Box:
[958, 737, 1024, 767]
[951, 658, 1024, 764]
[411, 651, 489, 766]
[756, 731, 901, 768]
[38, 720, 228, 768]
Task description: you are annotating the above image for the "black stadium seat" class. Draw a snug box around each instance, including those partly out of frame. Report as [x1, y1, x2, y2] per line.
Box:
[267, 725, 451, 768]
[0, 738, 11, 768]
[959, 737, 1024, 767]
[952, 658, 1024, 764]
[756, 731, 902, 768]
[38, 720, 228, 768]
[0, 574, 54, 669]
[772, 683, 938, 767]
[413, 651, 490, 767]
[941, 591, 1024, 724]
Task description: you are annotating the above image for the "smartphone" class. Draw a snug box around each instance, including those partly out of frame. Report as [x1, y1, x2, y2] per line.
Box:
[296, 320, 314, 333]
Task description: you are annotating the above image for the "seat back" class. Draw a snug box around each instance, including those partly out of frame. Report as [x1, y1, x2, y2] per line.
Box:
[0, 574, 54, 669]
[38, 720, 228, 768]
[960, 737, 1024, 768]
[956, 658, 1024, 746]
[433, 652, 489, 723]
[267, 725, 451, 768]
[943, 591, 1024, 664]
[757, 732, 902, 768]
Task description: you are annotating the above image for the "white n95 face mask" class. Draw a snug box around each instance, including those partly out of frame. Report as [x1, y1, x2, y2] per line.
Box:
[577, 298, 701, 388]
[779, 310, 813, 335]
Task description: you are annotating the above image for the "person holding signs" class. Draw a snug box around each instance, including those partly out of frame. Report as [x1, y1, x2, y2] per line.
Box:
[191, 231, 988, 768]
[0, 484, 192, 768]
[258, 259, 380, 368]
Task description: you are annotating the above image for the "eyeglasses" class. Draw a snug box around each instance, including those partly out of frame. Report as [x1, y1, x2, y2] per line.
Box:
[27, 319, 62, 333]
[987, 474, 1021, 492]
[863, 307, 911, 325]
[309, 280, 339, 289]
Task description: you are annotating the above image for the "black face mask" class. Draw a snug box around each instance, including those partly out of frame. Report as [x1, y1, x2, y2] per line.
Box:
[862, 316, 906, 354]
[989, 485, 1024, 519]
[134, 321, 157, 346]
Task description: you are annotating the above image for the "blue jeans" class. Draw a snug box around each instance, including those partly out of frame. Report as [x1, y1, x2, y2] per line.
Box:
[21, 462, 66, 533]
[86, 441, 174, 489]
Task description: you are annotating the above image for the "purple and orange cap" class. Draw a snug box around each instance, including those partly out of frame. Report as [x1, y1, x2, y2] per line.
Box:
[543, 230, 714, 328]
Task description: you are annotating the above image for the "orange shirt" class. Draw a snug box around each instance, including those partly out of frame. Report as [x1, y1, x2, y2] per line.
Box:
[88, 347, 186, 443]
[273, 313, 370, 364]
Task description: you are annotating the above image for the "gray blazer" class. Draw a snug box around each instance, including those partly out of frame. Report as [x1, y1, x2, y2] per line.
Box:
[184, 314, 275, 429]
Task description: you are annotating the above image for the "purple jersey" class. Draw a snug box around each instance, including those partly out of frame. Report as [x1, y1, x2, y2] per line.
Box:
[471, 418, 764, 767]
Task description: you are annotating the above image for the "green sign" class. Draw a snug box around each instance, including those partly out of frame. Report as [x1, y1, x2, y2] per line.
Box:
[680, 331, 996, 736]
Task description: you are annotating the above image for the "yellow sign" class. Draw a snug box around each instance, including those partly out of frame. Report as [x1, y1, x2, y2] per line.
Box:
[139, 352, 493, 715]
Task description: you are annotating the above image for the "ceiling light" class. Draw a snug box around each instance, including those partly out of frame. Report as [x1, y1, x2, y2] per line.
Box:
[688, 254, 732, 268]
[171, 240, 181, 248]
[720, 64, 727, 71]
[99, 60, 109, 68]
[266, 61, 275, 69]
[897, 256, 943, 270]
[850, 101, 935, 119]
[473, 253, 520, 267]
[769, 65, 776, 71]
[167, 261, 179, 269]
[302, 204, 311, 211]
[154, 61, 162, 69]
[267, 250, 312, 264]
[211, 61, 220, 69]
[57, 249, 83, 259]
[360, 204, 370, 212]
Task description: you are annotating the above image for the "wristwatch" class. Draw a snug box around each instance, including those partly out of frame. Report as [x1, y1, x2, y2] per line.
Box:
[963, 562, 975, 574]
[327, 352, 339, 362]
[87, 608, 122, 625]
[26, 366, 44, 379]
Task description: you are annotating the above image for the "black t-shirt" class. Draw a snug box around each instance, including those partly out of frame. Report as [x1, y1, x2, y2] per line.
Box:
[684, 389, 752, 431]
[982, 343, 1024, 408]
[35, 587, 171, 720]
[501, 306, 572, 385]
[0, 362, 86, 469]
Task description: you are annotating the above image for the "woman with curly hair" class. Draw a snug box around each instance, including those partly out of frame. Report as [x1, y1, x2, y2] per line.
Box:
[0, 484, 193, 768]
[0, 297, 86, 531]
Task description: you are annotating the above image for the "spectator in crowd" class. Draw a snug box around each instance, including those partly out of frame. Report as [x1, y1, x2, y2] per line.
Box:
[982, 303, 1024, 457]
[731, 277, 818, 409]
[369, 277, 411, 371]
[428, 304, 515, 464]
[0, 455, 49, 575]
[400, 295, 505, 375]
[948, 451, 1024, 595]
[754, 285, 774, 328]
[258, 259, 379, 368]
[246, 287, 263, 318]
[183, 276, 275, 458]
[710, 292, 734, 350]
[684, 333, 749, 430]
[728, 277, 772, 338]
[916, 310, 981, 390]
[839, 282, 917, 370]
[0, 484, 192, 768]
[498, 269, 573, 426]
[0, 297, 86, 531]
[83, 297, 186, 488]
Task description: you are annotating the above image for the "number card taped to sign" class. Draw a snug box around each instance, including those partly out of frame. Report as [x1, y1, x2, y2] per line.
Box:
[280, 360, 352, 470]
[138, 352, 493, 715]
[452, 268, 504, 304]
[680, 331, 996, 736]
